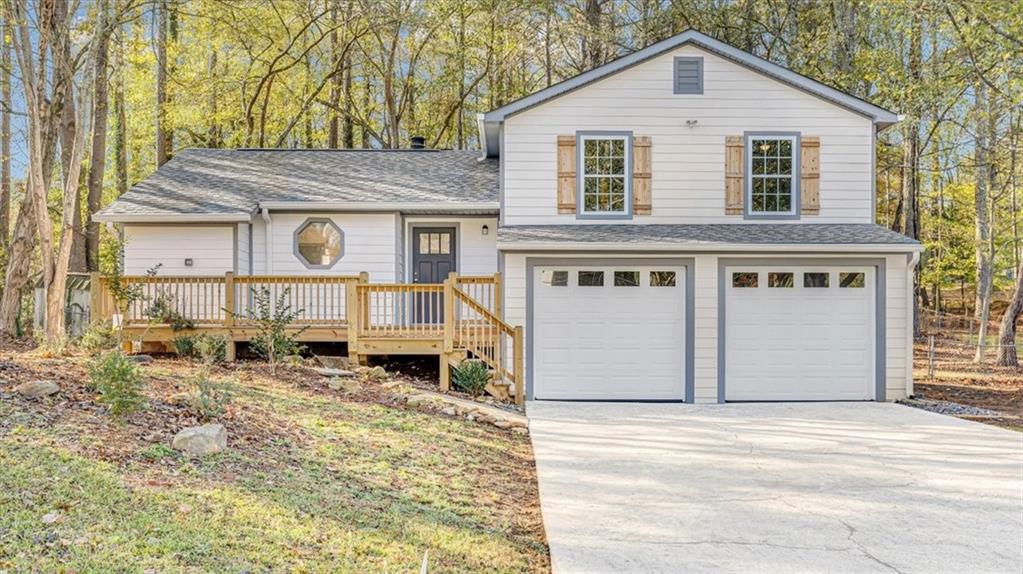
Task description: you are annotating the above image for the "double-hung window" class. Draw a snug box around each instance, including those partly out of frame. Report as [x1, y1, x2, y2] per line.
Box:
[747, 134, 797, 216]
[579, 134, 630, 216]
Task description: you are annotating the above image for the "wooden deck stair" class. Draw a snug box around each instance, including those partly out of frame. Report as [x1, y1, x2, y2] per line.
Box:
[91, 271, 524, 405]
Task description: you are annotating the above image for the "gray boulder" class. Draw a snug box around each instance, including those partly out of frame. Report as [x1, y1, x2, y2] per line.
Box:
[172, 424, 227, 456]
[15, 380, 60, 399]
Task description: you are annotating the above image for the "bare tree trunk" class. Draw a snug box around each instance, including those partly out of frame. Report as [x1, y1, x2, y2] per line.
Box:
[342, 55, 353, 147]
[327, 0, 340, 148]
[155, 0, 170, 166]
[973, 82, 994, 363]
[0, 187, 33, 335]
[0, 14, 10, 262]
[995, 261, 1023, 366]
[113, 26, 128, 197]
[583, 0, 603, 69]
[360, 72, 371, 148]
[207, 47, 219, 147]
[86, 0, 111, 272]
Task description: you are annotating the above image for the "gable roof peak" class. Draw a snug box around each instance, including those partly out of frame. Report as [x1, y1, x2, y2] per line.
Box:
[479, 29, 898, 157]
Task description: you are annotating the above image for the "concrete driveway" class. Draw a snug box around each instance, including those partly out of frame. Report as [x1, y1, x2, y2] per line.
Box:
[527, 402, 1023, 574]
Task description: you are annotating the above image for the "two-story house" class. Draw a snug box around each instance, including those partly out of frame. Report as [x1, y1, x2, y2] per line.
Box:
[95, 30, 921, 404]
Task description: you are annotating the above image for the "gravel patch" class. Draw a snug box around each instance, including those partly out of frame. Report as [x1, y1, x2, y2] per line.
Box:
[898, 396, 1002, 417]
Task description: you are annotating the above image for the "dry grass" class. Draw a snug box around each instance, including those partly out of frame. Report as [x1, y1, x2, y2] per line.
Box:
[0, 345, 548, 572]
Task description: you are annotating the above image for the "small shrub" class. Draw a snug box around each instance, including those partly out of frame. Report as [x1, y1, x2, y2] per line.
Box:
[171, 334, 196, 358]
[172, 334, 228, 364]
[138, 443, 178, 461]
[187, 367, 235, 420]
[194, 334, 228, 364]
[88, 350, 147, 417]
[79, 321, 118, 354]
[146, 295, 195, 331]
[451, 359, 491, 396]
[240, 286, 307, 374]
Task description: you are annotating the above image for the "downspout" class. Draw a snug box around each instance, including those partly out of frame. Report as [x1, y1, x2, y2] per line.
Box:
[906, 251, 921, 398]
[261, 207, 273, 274]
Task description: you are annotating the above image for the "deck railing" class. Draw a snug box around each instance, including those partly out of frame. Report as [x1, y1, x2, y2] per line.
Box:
[91, 271, 523, 404]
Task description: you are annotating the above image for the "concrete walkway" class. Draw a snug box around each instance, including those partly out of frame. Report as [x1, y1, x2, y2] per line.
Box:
[527, 402, 1023, 574]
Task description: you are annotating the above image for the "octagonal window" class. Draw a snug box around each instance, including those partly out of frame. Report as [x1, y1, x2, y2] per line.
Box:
[294, 218, 343, 268]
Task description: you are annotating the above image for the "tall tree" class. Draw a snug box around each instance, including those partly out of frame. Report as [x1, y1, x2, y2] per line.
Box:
[995, 261, 1022, 366]
[973, 82, 994, 362]
[155, 0, 171, 165]
[0, 12, 11, 264]
[86, 0, 113, 271]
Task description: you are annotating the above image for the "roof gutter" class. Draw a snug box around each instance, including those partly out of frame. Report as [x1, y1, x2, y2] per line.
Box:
[92, 213, 253, 223]
[258, 201, 500, 212]
[496, 241, 924, 253]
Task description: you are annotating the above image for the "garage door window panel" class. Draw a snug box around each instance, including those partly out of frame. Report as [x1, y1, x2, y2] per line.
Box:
[614, 271, 640, 287]
[768, 272, 794, 288]
[541, 270, 568, 287]
[578, 271, 604, 286]
[650, 271, 677, 287]
[840, 272, 865, 288]
[804, 272, 830, 288]
[732, 272, 759, 288]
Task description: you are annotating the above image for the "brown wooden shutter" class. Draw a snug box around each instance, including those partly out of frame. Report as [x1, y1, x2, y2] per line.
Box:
[800, 136, 821, 215]
[633, 136, 652, 215]
[557, 135, 576, 214]
[724, 136, 744, 214]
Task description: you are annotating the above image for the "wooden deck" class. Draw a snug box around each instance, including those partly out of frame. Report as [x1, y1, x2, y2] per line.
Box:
[91, 272, 524, 404]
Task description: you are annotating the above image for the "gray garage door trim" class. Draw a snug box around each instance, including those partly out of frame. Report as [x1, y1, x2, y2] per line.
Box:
[526, 257, 695, 402]
[717, 257, 886, 403]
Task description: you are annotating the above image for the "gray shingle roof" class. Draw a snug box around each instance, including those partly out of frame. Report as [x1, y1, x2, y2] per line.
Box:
[497, 224, 920, 246]
[95, 148, 498, 220]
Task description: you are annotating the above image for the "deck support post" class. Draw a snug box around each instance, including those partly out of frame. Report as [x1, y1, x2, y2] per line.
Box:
[493, 272, 503, 319]
[348, 273, 368, 363]
[223, 272, 236, 361]
[439, 352, 451, 392]
[443, 273, 455, 353]
[513, 325, 524, 406]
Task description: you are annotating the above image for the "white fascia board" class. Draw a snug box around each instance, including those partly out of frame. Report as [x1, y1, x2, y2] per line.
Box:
[258, 201, 500, 212]
[92, 213, 253, 223]
[496, 241, 923, 253]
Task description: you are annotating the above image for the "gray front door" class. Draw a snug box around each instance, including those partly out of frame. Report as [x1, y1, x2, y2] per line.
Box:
[412, 227, 456, 323]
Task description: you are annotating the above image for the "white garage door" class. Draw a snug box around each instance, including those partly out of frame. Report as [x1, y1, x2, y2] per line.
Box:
[725, 266, 875, 401]
[533, 266, 686, 400]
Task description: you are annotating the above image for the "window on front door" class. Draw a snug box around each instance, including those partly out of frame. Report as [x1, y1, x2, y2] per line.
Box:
[580, 135, 629, 215]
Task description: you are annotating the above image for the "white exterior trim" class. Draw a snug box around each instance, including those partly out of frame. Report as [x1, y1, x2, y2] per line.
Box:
[497, 241, 923, 253]
[94, 213, 253, 223]
[258, 201, 499, 212]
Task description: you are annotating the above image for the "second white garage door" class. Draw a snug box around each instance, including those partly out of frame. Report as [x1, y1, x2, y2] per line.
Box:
[724, 266, 876, 401]
[533, 266, 686, 400]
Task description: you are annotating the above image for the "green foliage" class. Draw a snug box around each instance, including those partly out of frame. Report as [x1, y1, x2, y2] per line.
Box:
[240, 287, 306, 373]
[88, 350, 147, 418]
[172, 333, 228, 364]
[145, 294, 195, 331]
[187, 367, 235, 421]
[451, 359, 491, 397]
[138, 443, 178, 461]
[79, 321, 118, 354]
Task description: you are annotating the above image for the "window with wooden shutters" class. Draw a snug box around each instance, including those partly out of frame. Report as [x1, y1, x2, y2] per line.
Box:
[556, 135, 577, 214]
[633, 136, 652, 215]
[800, 137, 820, 215]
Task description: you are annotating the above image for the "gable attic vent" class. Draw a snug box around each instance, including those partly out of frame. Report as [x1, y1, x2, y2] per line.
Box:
[673, 56, 703, 95]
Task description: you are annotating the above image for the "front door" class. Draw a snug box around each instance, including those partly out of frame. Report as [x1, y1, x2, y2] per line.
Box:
[412, 227, 456, 323]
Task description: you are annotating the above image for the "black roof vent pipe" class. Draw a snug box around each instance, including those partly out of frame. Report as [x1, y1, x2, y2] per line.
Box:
[410, 135, 426, 150]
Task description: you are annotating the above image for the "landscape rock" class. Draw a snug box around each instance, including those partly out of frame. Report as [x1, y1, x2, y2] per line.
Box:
[15, 380, 60, 399]
[512, 427, 529, 435]
[41, 512, 62, 525]
[493, 420, 513, 429]
[441, 407, 457, 416]
[316, 356, 350, 370]
[129, 354, 153, 364]
[327, 377, 362, 393]
[172, 424, 227, 457]
[363, 366, 388, 382]
[406, 395, 435, 408]
[312, 367, 356, 378]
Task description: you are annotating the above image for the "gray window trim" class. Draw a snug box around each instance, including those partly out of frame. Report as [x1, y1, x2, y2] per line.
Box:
[744, 131, 801, 221]
[526, 257, 695, 403]
[673, 56, 703, 94]
[293, 217, 345, 270]
[716, 257, 886, 403]
[576, 131, 633, 220]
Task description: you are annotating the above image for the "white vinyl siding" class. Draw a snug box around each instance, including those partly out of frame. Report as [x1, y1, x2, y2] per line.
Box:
[501, 44, 873, 225]
[123, 225, 234, 276]
[502, 252, 912, 404]
[404, 217, 498, 279]
[237, 223, 251, 275]
[267, 213, 398, 281]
